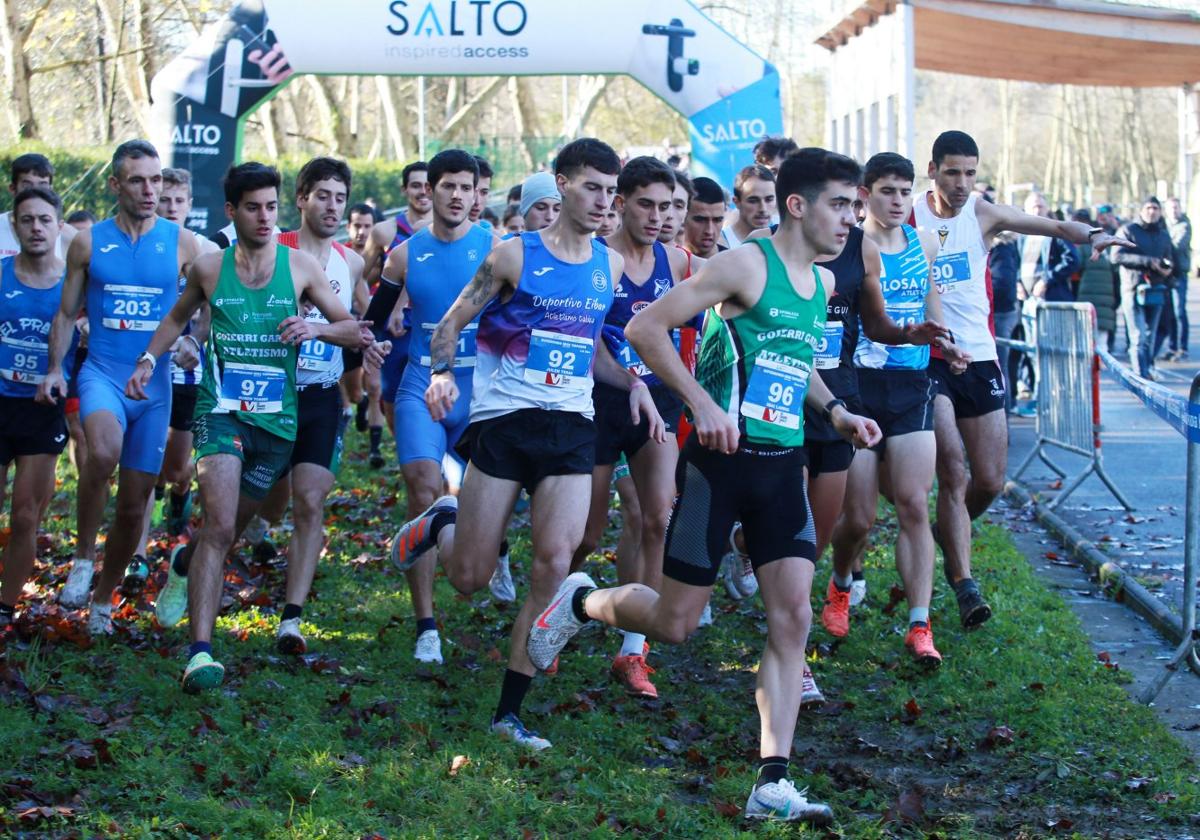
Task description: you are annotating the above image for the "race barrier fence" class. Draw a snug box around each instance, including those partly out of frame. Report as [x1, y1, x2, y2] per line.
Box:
[1002, 302, 1200, 700]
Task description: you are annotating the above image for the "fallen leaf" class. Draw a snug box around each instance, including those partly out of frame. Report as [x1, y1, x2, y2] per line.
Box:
[1126, 776, 1154, 791]
[883, 788, 925, 824]
[980, 725, 1015, 748]
[712, 799, 741, 818]
[449, 755, 470, 776]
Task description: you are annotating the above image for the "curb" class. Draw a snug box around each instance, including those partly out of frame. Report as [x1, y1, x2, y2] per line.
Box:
[1003, 479, 1185, 646]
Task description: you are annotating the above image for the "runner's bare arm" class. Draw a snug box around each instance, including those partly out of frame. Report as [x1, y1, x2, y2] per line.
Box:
[347, 249, 369, 315]
[427, 239, 519, 372]
[125, 256, 213, 400]
[803, 369, 881, 449]
[37, 229, 91, 403]
[361, 220, 393, 287]
[979, 202, 1133, 251]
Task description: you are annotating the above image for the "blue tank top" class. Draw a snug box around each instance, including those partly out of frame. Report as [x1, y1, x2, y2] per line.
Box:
[169, 273, 202, 387]
[595, 238, 677, 385]
[855, 224, 930, 370]
[406, 224, 493, 371]
[85, 217, 180, 387]
[471, 231, 614, 421]
[0, 256, 72, 398]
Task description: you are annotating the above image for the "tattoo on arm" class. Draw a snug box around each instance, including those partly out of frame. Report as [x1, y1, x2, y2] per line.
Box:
[429, 320, 457, 371]
[467, 258, 498, 306]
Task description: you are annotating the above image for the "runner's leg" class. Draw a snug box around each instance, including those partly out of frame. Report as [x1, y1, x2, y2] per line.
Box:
[0, 454, 57, 609]
[285, 462, 337, 609]
[188, 454, 252, 647]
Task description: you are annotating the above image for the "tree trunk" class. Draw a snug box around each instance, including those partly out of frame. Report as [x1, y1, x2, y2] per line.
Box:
[376, 75, 406, 161]
[561, 75, 612, 138]
[306, 75, 354, 154]
[94, 0, 151, 135]
[510, 77, 543, 170]
[442, 76, 505, 141]
[0, 0, 40, 139]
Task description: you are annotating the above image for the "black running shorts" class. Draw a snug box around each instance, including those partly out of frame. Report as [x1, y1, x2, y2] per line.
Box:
[289, 383, 344, 472]
[0, 396, 68, 464]
[169, 384, 198, 432]
[928, 358, 1005, 419]
[857, 368, 935, 444]
[592, 382, 682, 466]
[662, 437, 817, 588]
[459, 408, 595, 492]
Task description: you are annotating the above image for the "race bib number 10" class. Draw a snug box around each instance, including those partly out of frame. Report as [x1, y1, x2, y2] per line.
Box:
[931, 251, 971, 293]
[219, 361, 286, 413]
[101, 284, 164, 331]
[524, 329, 594, 388]
[298, 338, 336, 372]
[741, 356, 811, 430]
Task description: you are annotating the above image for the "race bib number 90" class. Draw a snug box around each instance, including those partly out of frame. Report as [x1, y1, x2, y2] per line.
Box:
[741, 356, 811, 430]
[814, 322, 844, 370]
[523, 329, 594, 388]
[218, 361, 286, 413]
[931, 251, 971, 293]
[420, 322, 477, 369]
[0, 337, 48, 383]
[101, 284, 164, 331]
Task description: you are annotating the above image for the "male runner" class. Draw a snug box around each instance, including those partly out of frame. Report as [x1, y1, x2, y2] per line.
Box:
[753, 136, 800, 175]
[519, 171, 561, 232]
[526, 149, 879, 823]
[42, 141, 203, 633]
[469, 155, 493, 225]
[0, 187, 73, 624]
[825, 152, 968, 666]
[580, 156, 691, 698]
[381, 149, 494, 664]
[388, 138, 662, 749]
[269, 156, 367, 654]
[683, 177, 727, 259]
[346, 203, 376, 257]
[128, 162, 375, 691]
[914, 131, 1130, 627]
[0, 153, 75, 258]
[721, 165, 775, 249]
[656, 170, 691, 249]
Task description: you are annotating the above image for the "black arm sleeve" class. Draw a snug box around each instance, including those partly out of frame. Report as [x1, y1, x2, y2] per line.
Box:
[363, 277, 402, 333]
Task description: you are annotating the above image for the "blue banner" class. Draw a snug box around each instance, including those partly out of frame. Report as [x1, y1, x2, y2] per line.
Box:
[687, 67, 783, 191]
[1098, 349, 1200, 444]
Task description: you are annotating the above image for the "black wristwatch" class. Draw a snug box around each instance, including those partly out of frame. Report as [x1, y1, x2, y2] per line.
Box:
[1087, 226, 1105, 241]
[822, 398, 847, 423]
[430, 361, 453, 376]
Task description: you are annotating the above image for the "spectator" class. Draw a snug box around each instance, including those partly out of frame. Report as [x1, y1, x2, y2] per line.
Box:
[1158, 197, 1191, 360]
[1112, 196, 1174, 380]
[1017, 192, 1079, 303]
[989, 230, 1021, 410]
[1073, 209, 1118, 351]
[752, 136, 799, 175]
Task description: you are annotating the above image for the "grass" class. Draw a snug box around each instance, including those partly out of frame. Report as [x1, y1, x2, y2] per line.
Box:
[0, 428, 1197, 838]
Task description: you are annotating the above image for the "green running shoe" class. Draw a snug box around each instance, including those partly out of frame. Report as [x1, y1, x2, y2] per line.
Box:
[181, 651, 224, 693]
[155, 545, 190, 628]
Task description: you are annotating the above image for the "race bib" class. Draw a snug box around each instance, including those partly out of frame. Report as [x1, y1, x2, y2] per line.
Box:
[101, 284, 164, 331]
[419, 322, 477, 369]
[884, 300, 922, 331]
[0, 336, 48, 384]
[931, 251, 971, 293]
[814, 322, 844, 370]
[523, 329, 594, 388]
[298, 338, 337, 372]
[741, 356, 810, 430]
[218, 361, 286, 413]
[616, 331, 680, 378]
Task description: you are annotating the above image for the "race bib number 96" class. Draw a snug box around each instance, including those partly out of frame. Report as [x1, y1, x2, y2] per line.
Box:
[741, 356, 810, 430]
[524, 329, 594, 388]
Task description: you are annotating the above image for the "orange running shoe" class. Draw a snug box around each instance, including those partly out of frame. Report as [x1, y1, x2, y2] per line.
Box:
[820, 577, 851, 637]
[904, 623, 942, 669]
[611, 654, 658, 698]
[544, 656, 559, 676]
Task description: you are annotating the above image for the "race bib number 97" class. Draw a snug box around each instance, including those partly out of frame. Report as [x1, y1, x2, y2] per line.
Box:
[741, 356, 810, 430]
[524, 329, 594, 388]
[931, 251, 971, 293]
[101, 284, 164, 331]
[218, 362, 286, 413]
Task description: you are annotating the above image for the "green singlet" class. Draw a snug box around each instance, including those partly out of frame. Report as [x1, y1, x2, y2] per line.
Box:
[194, 245, 299, 441]
[694, 237, 826, 448]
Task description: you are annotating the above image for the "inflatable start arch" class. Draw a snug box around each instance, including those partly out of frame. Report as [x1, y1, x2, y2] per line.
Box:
[150, 0, 783, 235]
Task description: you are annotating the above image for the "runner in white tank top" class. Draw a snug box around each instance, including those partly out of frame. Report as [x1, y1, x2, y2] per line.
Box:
[919, 131, 1132, 631]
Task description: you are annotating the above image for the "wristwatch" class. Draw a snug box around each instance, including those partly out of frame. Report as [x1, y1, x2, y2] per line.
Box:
[822, 398, 847, 423]
[1087, 226, 1105, 241]
[430, 361, 453, 376]
[136, 351, 156, 372]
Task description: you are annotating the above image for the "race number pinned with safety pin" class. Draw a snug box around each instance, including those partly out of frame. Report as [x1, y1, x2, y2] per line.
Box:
[741, 355, 810, 430]
[931, 251, 971, 294]
[101, 284, 165, 330]
[524, 329, 593, 387]
[298, 337, 336, 372]
[219, 361, 286, 413]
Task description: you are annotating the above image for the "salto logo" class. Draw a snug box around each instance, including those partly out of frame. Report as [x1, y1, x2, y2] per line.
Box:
[701, 118, 767, 144]
[532, 267, 553, 277]
[386, 1, 528, 37]
[171, 124, 221, 146]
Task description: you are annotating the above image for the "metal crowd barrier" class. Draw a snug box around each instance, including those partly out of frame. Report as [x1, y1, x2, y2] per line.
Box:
[1008, 303, 1132, 511]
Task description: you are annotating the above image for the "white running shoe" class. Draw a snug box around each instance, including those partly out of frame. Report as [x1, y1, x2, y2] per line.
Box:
[490, 713, 551, 750]
[744, 779, 833, 824]
[276, 617, 307, 655]
[526, 572, 594, 671]
[87, 600, 113, 636]
[722, 524, 758, 600]
[414, 629, 443, 664]
[155, 546, 190, 628]
[241, 514, 269, 546]
[488, 552, 516, 603]
[697, 601, 713, 627]
[800, 667, 825, 709]
[58, 559, 94, 608]
[849, 578, 867, 608]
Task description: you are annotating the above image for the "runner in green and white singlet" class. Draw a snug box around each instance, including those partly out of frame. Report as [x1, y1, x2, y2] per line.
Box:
[527, 149, 881, 826]
[125, 163, 380, 694]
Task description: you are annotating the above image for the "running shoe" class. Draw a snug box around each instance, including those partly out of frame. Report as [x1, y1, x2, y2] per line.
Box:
[490, 712, 551, 751]
[904, 623, 943, 669]
[276, 617, 307, 655]
[242, 515, 268, 546]
[166, 490, 193, 537]
[820, 577, 851, 638]
[120, 554, 151, 597]
[488, 551, 516, 603]
[58, 558, 94, 608]
[369, 450, 385, 469]
[251, 538, 278, 564]
[155, 545, 190, 628]
[526, 571, 594, 672]
[544, 656, 559, 676]
[414, 629, 443, 664]
[355, 396, 369, 432]
[390, 495, 457, 572]
[800, 667, 825, 710]
[954, 578, 992, 629]
[181, 651, 225, 693]
[721, 523, 757, 599]
[744, 779, 833, 824]
[87, 601, 113, 636]
[849, 578, 867, 608]
[611, 654, 658, 698]
[697, 601, 713, 627]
